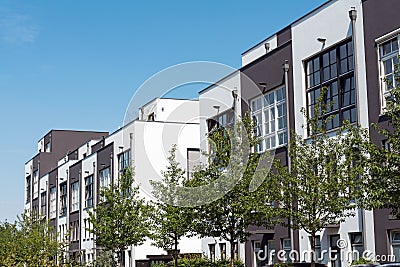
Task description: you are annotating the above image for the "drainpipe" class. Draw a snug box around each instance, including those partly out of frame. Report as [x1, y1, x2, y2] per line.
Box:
[349, 7, 367, 252]
[283, 60, 295, 253]
[349, 7, 361, 125]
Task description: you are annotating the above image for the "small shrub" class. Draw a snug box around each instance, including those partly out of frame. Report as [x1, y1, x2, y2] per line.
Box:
[350, 257, 374, 266]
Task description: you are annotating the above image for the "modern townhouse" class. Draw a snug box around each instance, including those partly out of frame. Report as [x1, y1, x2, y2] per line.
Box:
[24, 98, 202, 266]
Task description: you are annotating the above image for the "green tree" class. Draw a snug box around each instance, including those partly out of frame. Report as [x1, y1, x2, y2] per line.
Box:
[88, 167, 152, 267]
[150, 145, 194, 267]
[271, 87, 371, 267]
[367, 59, 400, 216]
[0, 212, 66, 266]
[188, 114, 279, 267]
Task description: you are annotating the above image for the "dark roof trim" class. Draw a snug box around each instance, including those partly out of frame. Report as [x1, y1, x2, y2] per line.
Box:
[241, 40, 292, 71]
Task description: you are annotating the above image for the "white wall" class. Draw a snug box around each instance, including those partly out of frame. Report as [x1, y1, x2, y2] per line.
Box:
[141, 98, 200, 124]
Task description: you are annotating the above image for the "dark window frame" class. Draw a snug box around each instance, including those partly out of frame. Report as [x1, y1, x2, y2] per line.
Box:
[305, 38, 356, 134]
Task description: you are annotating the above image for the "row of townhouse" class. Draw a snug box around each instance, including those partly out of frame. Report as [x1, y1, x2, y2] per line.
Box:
[24, 98, 202, 266]
[24, 0, 400, 266]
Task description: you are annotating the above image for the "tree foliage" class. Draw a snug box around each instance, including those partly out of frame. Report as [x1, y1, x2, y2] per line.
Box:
[271, 87, 371, 265]
[150, 145, 195, 267]
[0, 212, 70, 266]
[88, 167, 152, 267]
[188, 114, 279, 267]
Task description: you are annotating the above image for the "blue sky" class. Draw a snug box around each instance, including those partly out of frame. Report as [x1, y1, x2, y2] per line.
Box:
[0, 0, 326, 221]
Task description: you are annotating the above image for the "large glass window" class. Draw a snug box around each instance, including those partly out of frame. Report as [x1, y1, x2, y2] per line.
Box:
[207, 110, 235, 132]
[49, 187, 56, 219]
[378, 35, 399, 109]
[350, 233, 364, 261]
[251, 87, 287, 152]
[219, 243, 226, 260]
[118, 150, 131, 173]
[40, 192, 46, 216]
[59, 183, 67, 217]
[100, 167, 111, 190]
[391, 231, 400, 262]
[209, 244, 216, 262]
[26, 176, 31, 203]
[282, 239, 292, 263]
[85, 175, 94, 208]
[306, 39, 356, 132]
[330, 235, 342, 267]
[267, 240, 275, 265]
[33, 170, 38, 199]
[71, 182, 79, 212]
[253, 241, 262, 267]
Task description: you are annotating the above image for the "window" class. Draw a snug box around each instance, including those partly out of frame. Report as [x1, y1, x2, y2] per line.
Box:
[49, 187, 56, 219]
[59, 183, 67, 216]
[71, 182, 79, 212]
[267, 240, 275, 265]
[45, 142, 51, 152]
[253, 241, 263, 267]
[233, 242, 239, 260]
[251, 87, 287, 152]
[100, 167, 111, 190]
[316, 236, 322, 262]
[85, 175, 94, 208]
[26, 175, 31, 203]
[70, 221, 79, 242]
[379, 36, 399, 109]
[306, 39, 356, 132]
[391, 231, 400, 262]
[33, 170, 38, 199]
[330, 235, 342, 267]
[219, 243, 226, 260]
[118, 150, 131, 173]
[282, 239, 292, 263]
[350, 233, 364, 261]
[309, 236, 322, 262]
[209, 244, 216, 262]
[40, 192, 46, 216]
[207, 110, 235, 132]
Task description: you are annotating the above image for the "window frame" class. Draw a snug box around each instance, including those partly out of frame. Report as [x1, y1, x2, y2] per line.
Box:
[391, 230, 400, 262]
[33, 170, 39, 199]
[71, 181, 80, 213]
[250, 86, 287, 153]
[377, 33, 400, 111]
[59, 182, 67, 217]
[49, 187, 56, 219]
[40, 191, 47, 216]
[305, 38, 356, 134]
[85, 175, 94, 208]
[26, 175, 31, 203]
[118, 150, 131, 173]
